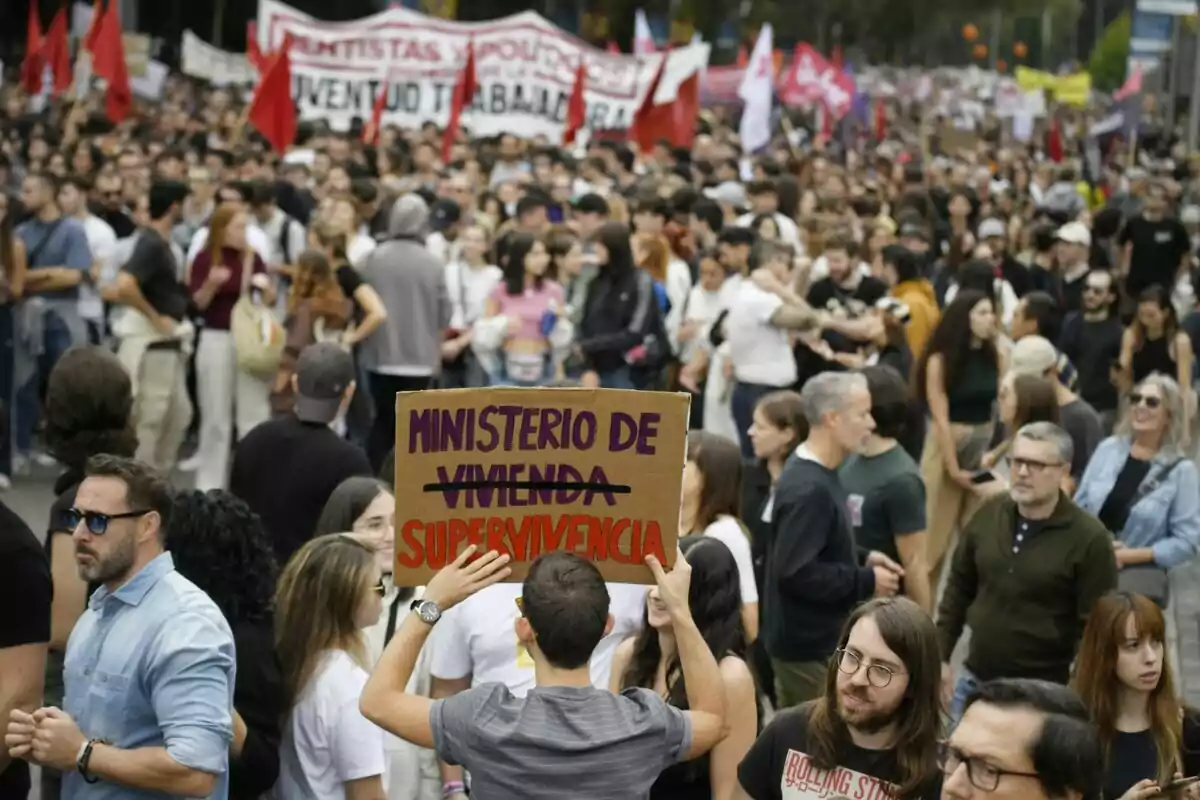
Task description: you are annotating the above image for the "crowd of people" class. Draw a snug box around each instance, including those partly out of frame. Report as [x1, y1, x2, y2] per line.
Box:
[3, 68, 1200, 800]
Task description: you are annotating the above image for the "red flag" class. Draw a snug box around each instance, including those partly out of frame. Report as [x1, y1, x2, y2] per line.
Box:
[830, 43, 843, 70]
[91, 0, 132, 122]
[363, 80, 388, 145]
[873, 97, 887, 142]
[83, 0, 103, 51]
[629, 54, 666, 153]
[441, 40, 477, 163]
[1114, 66, 1143, 102]
[1047, 117, 1064, 163]
[248, 38, 297, 154]
[20, 1, 44, 95]
[247, 21, 267, 74]
[605, 40, 620, 54]
[44, 8, 73, 96]
[562, 60, 587, 146]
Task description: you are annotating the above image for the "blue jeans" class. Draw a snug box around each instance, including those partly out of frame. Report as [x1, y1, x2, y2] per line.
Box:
[948, 665, 981, 729]
[16, 309, 74, 456]
[598, 366, 635, 389]
[731, 381, 777, 458]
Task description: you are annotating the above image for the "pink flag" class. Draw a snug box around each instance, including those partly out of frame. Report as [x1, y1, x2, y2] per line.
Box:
[778, 43, 855, 119]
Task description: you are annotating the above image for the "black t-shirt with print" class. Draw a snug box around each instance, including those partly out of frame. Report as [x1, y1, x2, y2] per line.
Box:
[806, 276, 888, 353]
[738, 703, 939, 800]
[1119, 216, 1190, 296]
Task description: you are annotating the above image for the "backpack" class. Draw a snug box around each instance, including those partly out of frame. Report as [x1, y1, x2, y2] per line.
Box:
[231, 251, 286, 378]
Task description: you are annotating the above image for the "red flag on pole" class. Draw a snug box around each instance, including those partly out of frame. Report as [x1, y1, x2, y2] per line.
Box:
[441, 39, 477, 163]
[83, 0, 103, 51]
[20, 1, 44, 95]
[248, 37, 297, 154]
[605, 41, 620, 54]
[629, 54, 666, 153]
[44, 8, 73, 96]
[873, 97, 887, 142]
[247, 22, 267, 74]
[91, 0, 132, 121]
[1047, 117, 1064, 163]
[363, 81, 389, 145]
[562, 60, 587, 146]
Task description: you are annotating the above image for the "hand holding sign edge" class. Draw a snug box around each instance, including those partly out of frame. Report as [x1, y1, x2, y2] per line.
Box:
[422, 545, 512, 611]
[645, 548, 692, 623]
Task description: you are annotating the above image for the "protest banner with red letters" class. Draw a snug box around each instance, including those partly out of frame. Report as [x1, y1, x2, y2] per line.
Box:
[393, 388, 690, 586]
[256, 0, 708, 138]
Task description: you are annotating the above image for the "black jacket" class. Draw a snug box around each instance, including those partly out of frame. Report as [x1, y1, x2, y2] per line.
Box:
[578, 266, 655, 374]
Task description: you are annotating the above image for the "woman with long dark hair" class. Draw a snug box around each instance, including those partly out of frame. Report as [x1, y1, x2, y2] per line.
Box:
[1073, 592, 1200, 800]
[0, 192, 26, 487]
[681, 432, 758, 642]
[475, 232, 567, 386]
[166, 490, 285, 800]
[578, 221, 663, 389]
[913, 289, 1004, 588]
[611, 536, 757, 800]
[1119, 285, 1194, 421]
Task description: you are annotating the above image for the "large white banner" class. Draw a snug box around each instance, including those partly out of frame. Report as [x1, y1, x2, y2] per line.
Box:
[256, 0, 708, 137]
[181, 30, 257, 86]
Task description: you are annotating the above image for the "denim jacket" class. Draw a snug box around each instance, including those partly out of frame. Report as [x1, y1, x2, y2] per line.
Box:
[1074, 436, 1200, 569]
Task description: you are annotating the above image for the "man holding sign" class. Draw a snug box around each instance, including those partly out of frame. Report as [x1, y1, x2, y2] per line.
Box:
[360, 546, 727, 799]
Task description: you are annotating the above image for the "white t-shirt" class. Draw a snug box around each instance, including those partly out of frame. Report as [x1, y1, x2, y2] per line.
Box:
[430, 582, 646, 697]
[347, 233, 377, 269]
[445, 261, 503, 330]
[944, 278, 1019, 330]
[275, 650, 385, 800]
[78, 214, 116, 322]
[702, 515, 759, 605]
[186, 223, 273, 266]
[258, 208, 308, 267]
[664, 257, 693, 355]
[725, 281, 796, 386]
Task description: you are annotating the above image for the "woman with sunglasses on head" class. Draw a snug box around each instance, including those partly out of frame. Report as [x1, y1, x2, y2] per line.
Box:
[315, 478, 441, 800]
[611, 535, 758, 800]
[1074, 374, 1200, 607]
[166, 490, 286, 800]
[1073, 592, 1200, 800]
[274, 534, 388, 800]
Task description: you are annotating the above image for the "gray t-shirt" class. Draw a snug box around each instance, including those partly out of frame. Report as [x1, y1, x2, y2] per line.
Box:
[430, 682, 692, 799]
[1060, 398, 1104, 479]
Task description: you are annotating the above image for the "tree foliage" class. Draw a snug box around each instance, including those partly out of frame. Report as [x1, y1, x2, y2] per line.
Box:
[1088, 11, 1130, 92]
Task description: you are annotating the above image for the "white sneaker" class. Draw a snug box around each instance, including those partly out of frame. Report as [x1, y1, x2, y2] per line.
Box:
[176, 454, 201, 472]
[32, 451, 57, 468]
[0, 474, 13, 491]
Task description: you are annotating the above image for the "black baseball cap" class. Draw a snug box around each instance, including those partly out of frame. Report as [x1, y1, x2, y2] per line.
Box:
[294, 343, 355, 424]
[429, 199, 462, 232]
[573, 193, 610, 216]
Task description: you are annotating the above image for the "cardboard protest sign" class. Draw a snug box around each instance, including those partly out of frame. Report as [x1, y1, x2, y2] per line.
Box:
[393, 388, 689, 585]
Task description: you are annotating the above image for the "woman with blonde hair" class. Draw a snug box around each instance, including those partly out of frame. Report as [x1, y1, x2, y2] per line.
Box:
[1073, 592, 1200, 800]
[274, 534, 388, 800]
[187, 203, 275, 490]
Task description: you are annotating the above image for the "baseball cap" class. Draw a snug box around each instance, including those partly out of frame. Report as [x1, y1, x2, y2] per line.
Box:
[1010, 336, 1059, 378]
[977, 218, 1006, 240]
[1055, 221, 1091, 247]
[294, 343, 356, 424]
[429, 199, 462, 233]
[573, 193, 610, 216]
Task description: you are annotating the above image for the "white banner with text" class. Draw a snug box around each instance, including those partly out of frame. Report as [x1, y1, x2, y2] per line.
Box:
[256, 0, 708, 136]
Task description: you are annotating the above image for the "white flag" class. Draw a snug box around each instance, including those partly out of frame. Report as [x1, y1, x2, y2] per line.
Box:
[633, 9, 656, 55]
[738, 24, 774, 153]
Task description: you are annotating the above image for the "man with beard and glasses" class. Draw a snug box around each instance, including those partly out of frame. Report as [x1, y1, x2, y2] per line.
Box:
[1059, 269, 1123, 430]
[4, 455, 236, 799]
[735, 597, 943, 800]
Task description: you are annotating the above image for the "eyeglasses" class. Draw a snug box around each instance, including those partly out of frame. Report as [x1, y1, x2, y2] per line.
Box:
[100, 190, 122, 199]
[833, 649, 905, 688]
[937, 742, 1040, 792]
[1129, 391, 1162, 410]
[1011, 457, 1064, 475]
[371, 579, 387, 597]
[65, 508, 151, 535]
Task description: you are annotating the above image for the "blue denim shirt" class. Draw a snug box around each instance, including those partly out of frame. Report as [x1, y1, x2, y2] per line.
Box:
[1074, 436, 1200, 569]
[62, 552, 236, 799]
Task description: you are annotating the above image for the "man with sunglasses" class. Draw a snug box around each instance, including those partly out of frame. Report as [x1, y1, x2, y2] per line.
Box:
[941, 678, 1103, 799]
[4, 454, 236, 799]
[938, 422, 1117, 725]
[1059, 268, 1124, 432]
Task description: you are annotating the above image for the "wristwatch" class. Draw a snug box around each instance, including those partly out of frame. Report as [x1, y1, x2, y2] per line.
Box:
[411, 598, 442, 625]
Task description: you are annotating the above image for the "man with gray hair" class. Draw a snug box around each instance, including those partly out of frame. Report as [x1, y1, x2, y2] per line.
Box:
[761, 370, 904, 708]
[938, 421, 1116, 723]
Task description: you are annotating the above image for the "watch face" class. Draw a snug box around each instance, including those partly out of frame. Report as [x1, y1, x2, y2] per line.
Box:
[417, 600, 441, 624]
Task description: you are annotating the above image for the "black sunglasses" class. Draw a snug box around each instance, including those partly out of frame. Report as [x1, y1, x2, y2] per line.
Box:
[65, 508, 151, 535]
[1129, 391, 1162, 410]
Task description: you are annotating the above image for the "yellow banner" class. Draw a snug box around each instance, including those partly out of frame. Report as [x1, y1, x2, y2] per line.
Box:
[1015, 66, 1091, 107]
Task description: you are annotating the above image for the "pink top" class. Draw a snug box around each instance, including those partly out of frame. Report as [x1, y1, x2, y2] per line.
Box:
[489, 280, 565, 346]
